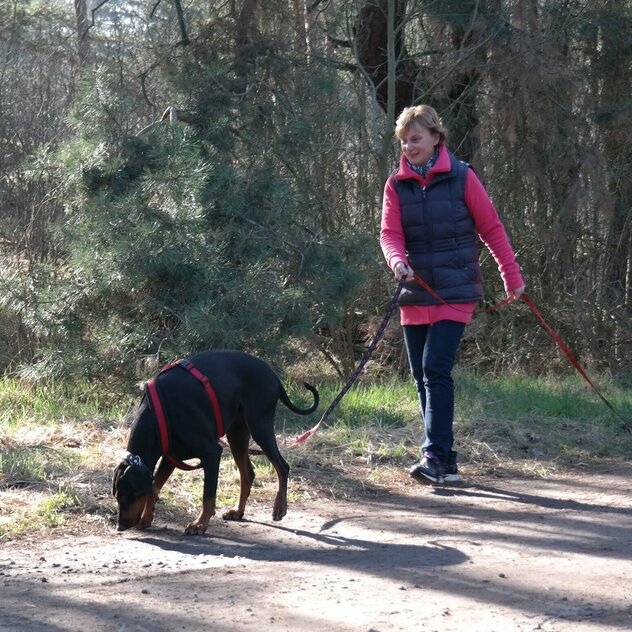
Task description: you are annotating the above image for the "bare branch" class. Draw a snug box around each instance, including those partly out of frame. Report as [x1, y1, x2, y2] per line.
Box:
[139, 61, 161, 109]
[307, 0, 329, 14]
[87, 0, 113, 35]
[160, 106, 193, 124]
[135, 106, 194, 137]
[172, 0, 190, 46]
[149, 1, 162, 20]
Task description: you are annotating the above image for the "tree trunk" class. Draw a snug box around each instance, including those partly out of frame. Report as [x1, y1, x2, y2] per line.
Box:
[597, 2, 632, 310]
[74, 0, 91, 68]
[235, 0, 259, 77]
[354, 0, 417, 118]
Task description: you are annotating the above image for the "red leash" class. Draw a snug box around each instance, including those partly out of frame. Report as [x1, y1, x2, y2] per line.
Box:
[289, 278, 527, 448]
[289, 281, 404, 448]
[521, 293, 629, 429]
[414, 271, 627, 426]
[413, 272, 628, 427]
[412, 273, 514, 314]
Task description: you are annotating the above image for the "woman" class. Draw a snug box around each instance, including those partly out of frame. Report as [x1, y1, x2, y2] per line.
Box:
[380, 105, 525, 484]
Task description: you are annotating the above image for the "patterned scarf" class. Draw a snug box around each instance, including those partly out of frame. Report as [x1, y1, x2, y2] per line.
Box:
[407, 148, 439, 178]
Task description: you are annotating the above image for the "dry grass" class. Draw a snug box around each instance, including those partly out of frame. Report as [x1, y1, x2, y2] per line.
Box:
[0, 417, 419, 542]
[0, 415, 578, 543]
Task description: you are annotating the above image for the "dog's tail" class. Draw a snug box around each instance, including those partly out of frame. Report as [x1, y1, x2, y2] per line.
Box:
[280, 381, 319, 415]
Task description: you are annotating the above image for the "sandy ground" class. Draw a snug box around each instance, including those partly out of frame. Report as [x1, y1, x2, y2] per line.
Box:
[1, 464, 631, 632]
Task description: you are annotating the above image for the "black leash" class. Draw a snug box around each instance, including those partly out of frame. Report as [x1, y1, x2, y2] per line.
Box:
[289, 281, 404, 447]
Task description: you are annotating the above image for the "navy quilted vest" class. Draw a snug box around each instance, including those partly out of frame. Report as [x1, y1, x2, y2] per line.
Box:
[395, 152, 483, 305]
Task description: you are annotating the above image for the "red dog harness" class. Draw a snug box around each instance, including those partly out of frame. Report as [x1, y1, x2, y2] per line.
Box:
[146, 359, 225, 470]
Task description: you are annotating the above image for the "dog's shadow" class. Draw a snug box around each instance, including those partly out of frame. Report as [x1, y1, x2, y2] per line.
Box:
[133, 514, 467, 571]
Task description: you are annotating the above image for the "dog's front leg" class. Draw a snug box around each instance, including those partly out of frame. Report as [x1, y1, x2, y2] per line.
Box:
[185, 495, 217, 535]
[139, 458, 174, 529]
[184, 447, 221, 535]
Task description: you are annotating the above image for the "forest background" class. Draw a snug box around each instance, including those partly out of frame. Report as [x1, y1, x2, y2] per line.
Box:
[0, 0, 630, 391]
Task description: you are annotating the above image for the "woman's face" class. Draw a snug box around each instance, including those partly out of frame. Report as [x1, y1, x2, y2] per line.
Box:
[399, 123, 440, 167]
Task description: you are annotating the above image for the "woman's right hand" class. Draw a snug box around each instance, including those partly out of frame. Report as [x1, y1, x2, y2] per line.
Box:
[394, 261, 414, 282]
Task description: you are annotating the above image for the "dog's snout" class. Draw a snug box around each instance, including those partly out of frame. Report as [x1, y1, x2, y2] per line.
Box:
[116, 515, 136, 531]
[116, 508, 142, 532]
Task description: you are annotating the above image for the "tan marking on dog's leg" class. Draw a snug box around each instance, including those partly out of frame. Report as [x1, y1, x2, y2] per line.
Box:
[222, 453, 254, 521]
[139, 458, 174, 529]
[138, 490, 158, 529]
[184, 496, 216, 535]
[222, 417, 254, 521]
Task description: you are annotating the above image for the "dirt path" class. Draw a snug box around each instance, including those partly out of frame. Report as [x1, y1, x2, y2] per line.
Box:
[1, 465, 631, 632]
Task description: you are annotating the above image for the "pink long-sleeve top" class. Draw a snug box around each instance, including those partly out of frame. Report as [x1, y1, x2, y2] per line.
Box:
[380, 146, 524, 325]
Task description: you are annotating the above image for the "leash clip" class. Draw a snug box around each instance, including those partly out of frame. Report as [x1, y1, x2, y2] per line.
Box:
[125, 453, 142, 467]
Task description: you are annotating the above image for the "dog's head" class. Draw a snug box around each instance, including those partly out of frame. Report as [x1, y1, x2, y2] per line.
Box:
[112, 454, 153, 531]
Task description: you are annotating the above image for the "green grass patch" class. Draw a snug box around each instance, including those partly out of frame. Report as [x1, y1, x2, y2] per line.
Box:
[282, 371, 632, 475]
[0, 446, 49, 483]
[276, 379, 418, 433]
[0, 378, 128, 429]
[453, 371, 632, 467]
[40, 485, 82, 527]
[0, 485, 82, 541]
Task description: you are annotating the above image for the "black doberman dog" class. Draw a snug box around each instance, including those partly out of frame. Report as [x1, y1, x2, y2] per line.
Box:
[112, 350, 319, 535]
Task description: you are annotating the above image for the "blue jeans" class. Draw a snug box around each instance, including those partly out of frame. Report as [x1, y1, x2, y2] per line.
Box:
[403, 321, 466, 460]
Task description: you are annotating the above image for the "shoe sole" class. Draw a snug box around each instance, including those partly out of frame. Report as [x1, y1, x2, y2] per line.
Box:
[410, 469, 444, 485]
[443, 474, 460, 483]
[409, 471, 461, 485]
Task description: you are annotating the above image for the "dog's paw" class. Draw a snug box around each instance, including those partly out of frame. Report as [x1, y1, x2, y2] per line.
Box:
[222, 508, 244, 521]
[137, 511, 155, 530]
[272, 501, 287, 521]
[184, 520, 209, 535]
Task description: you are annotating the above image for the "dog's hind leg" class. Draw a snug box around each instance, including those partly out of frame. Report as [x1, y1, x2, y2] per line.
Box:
[248, 408, 290, 522]
[139, 457, 175, 529]
[223, 409, 255, 521]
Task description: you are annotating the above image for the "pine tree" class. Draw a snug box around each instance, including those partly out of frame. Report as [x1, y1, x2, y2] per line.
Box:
[31, 51, 375, 381]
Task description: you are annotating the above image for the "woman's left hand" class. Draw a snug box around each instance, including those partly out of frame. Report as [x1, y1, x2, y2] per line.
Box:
[508, 285, 526, 300]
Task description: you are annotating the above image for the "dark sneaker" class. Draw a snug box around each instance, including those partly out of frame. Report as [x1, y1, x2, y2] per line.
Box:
[409, 452, 445, 484]
[444, 451, 460, 483]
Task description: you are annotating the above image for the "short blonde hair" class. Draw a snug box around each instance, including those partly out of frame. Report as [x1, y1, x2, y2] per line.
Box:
[395, 105, 448, 145]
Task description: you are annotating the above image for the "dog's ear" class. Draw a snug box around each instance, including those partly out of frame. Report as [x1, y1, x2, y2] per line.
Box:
[112, 462, 127, 496]
[112, 459, 153, 497]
